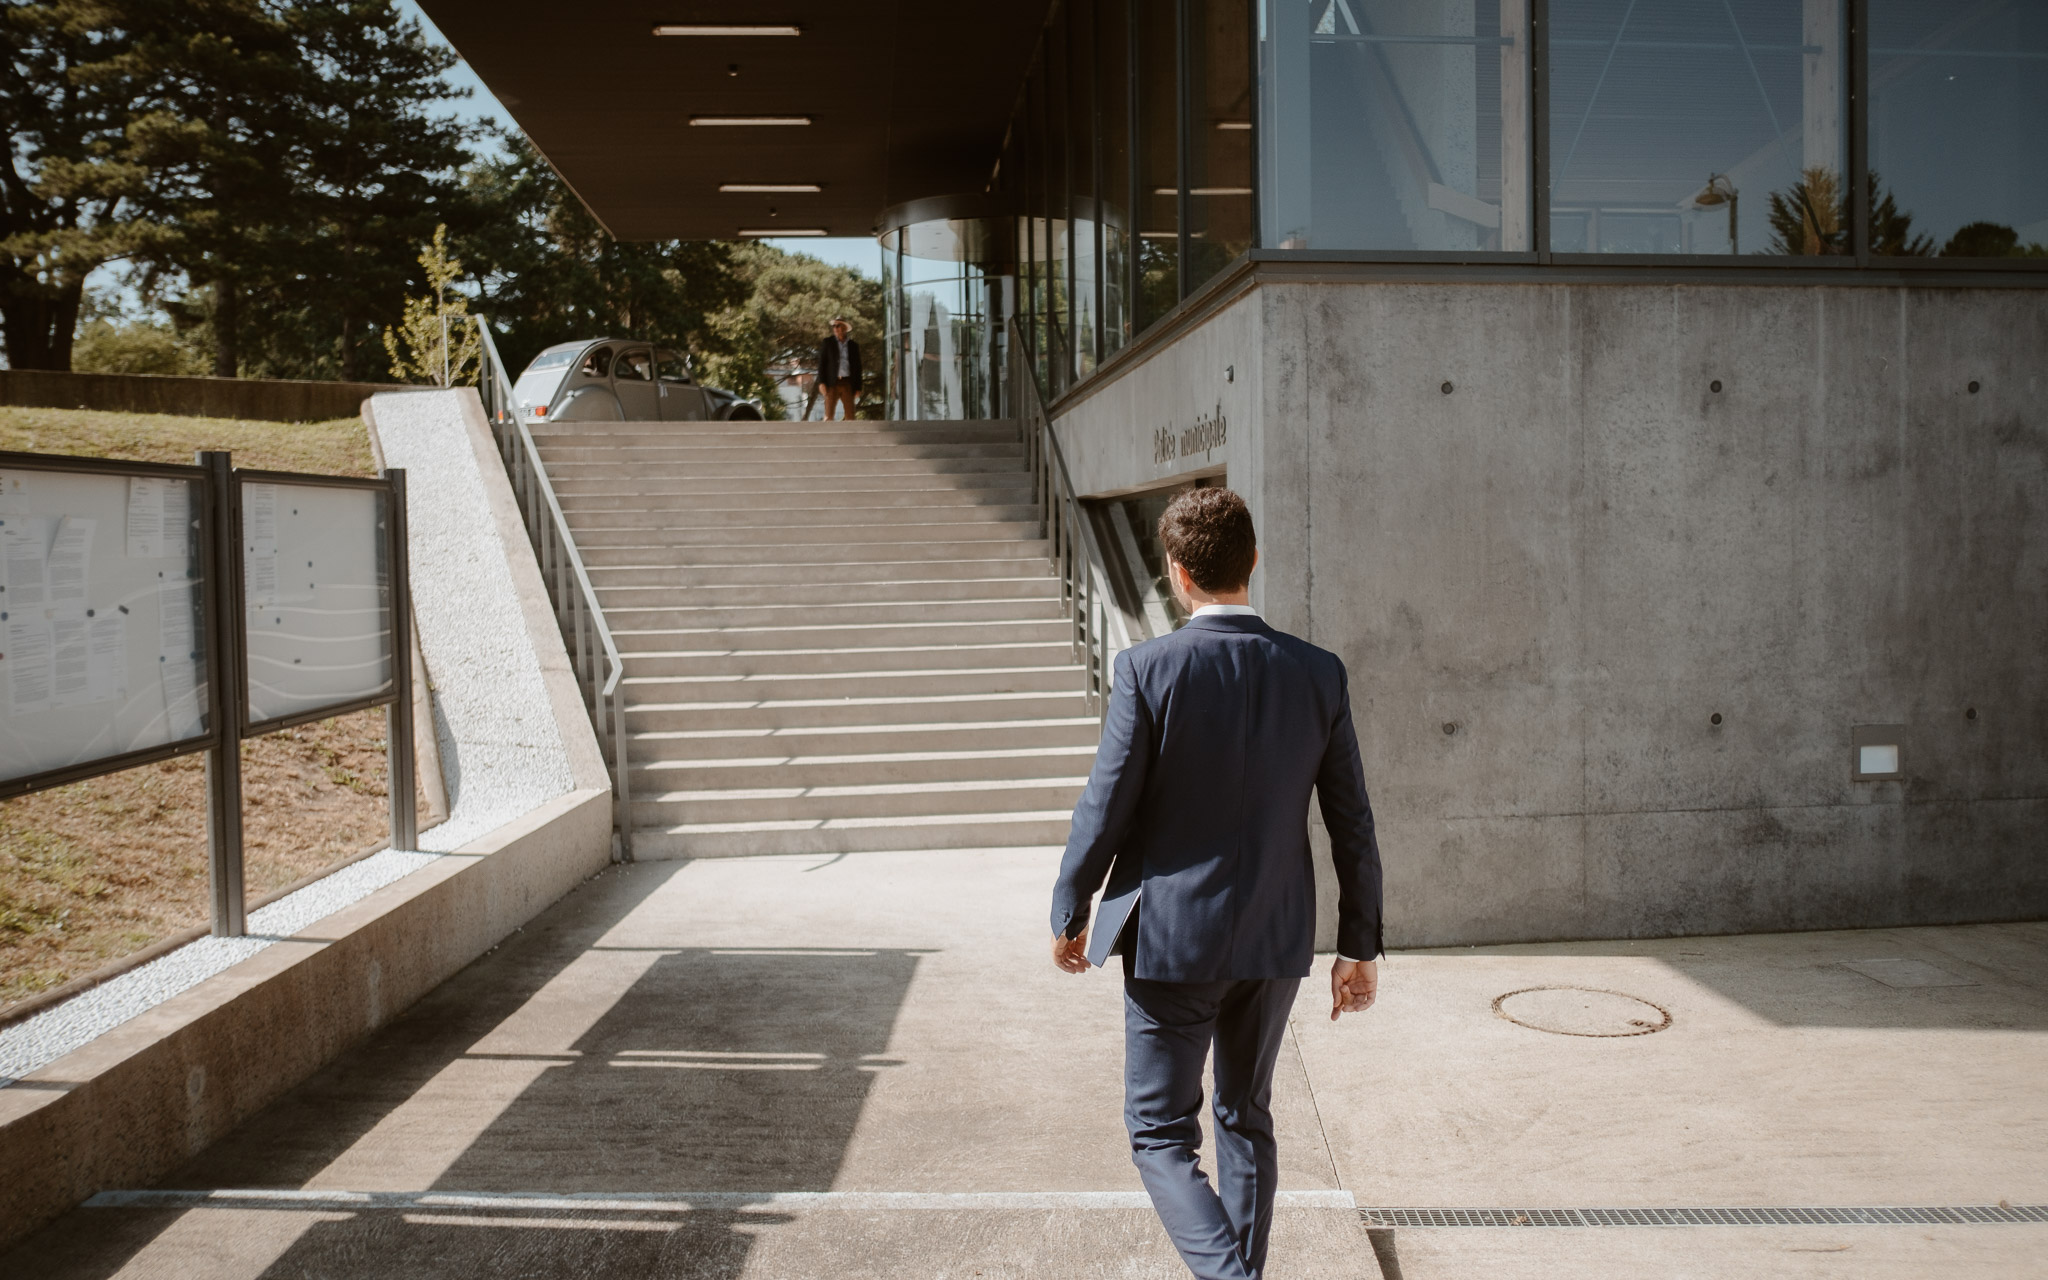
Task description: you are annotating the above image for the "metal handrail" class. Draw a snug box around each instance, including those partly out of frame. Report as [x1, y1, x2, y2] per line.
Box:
[468, 317, 634, 859]
[1005, 317, 1130, 723]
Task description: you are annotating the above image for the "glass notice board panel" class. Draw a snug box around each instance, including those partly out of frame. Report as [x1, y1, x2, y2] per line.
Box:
[0, 462, 212, 786]
[241, 478, 394, 727]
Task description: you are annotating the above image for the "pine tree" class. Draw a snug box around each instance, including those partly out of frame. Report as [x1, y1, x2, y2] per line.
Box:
[266, 0, 472, 380]
[0, 1, 151, 370]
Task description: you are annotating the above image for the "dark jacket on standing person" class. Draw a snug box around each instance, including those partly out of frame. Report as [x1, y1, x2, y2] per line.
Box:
[818, 335, 862, 388]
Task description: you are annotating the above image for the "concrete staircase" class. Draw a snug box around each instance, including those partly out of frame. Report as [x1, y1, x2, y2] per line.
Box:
[532, 418, 1095, 858]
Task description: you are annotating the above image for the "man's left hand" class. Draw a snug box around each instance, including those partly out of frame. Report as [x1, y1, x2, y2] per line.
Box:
[1052, 930, 1090, 973]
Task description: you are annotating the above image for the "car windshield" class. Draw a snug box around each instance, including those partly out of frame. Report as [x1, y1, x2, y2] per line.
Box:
[523, 348, 578, 373]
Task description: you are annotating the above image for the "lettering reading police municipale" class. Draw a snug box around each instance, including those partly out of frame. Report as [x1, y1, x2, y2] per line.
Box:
[1152, 403, 1228, 466]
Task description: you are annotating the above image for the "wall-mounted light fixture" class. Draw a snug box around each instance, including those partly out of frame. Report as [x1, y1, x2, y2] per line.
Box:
[1851, 724, 1906, 781]
[720, 184, 822, 193]
[654, 24, 801, 36]
[690, 116, 812, 127]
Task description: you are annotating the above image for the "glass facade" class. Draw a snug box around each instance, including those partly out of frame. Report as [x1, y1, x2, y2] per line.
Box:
[883, 218, 1013, 420]
[881, 0, 2041, 419]
[1262, 0, 1531, 252]
[1548, 0, 1843, 256]
[1868, 0, 2048, 257]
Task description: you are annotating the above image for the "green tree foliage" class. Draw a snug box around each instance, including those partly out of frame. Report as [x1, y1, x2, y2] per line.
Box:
[698, 241, 884, 419]
[249, 0, 473, 379]
[381, 224, 478, 385]
[0, 0, 152, 370]
[1766, 169, 1933, 257]
[460, 137, 747, 380]
[1938, 221, 2048, 259]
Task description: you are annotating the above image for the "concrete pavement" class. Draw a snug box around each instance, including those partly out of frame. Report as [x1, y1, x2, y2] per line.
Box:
[4, 849, 2043, 1277]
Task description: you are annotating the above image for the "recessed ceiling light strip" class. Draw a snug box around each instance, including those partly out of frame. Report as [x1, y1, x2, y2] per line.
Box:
[739, 228, 828, 237]
[653, 24, 801, 37]
[719, 184, 823, 193]
[691, 116, 812, 126]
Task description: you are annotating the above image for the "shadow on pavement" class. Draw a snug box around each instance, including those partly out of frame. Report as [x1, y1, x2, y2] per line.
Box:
[1, 861, 929, 1280]
[1439, 920, 2048, 1030]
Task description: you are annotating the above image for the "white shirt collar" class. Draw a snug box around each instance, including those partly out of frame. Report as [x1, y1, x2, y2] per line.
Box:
[1192, 603, 1260, 618]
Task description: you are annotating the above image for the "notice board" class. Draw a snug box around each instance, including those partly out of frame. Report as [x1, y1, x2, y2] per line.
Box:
[240, 477, 394, 728]
[0, 461, 212, 784]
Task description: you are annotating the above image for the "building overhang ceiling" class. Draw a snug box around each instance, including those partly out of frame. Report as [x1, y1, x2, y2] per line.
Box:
[416, 2, 1050, 242]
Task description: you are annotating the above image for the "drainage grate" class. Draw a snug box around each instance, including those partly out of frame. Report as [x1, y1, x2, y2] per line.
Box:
[1359, 1205, 2048, 1228]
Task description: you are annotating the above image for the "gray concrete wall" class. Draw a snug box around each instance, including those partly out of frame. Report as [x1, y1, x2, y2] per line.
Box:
[1052, 280, 2048, 947]
[0, 368, 422, 422]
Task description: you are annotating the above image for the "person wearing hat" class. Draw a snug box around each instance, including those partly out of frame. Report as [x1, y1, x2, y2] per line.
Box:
[817, 318, 862, 420]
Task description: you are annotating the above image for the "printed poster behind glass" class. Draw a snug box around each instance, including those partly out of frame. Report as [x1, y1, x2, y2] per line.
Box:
[0, 461, 211, 787]
[240, 478, 393, 728]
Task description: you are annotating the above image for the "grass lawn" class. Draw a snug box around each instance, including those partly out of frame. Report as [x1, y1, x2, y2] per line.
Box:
[1, 405, 399, 1014]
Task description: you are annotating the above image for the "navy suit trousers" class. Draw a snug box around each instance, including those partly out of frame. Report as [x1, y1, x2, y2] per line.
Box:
[1123, 973, 1302, 1280]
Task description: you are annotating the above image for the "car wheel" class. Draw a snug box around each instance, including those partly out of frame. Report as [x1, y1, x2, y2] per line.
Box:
[726, 405, 762, 421]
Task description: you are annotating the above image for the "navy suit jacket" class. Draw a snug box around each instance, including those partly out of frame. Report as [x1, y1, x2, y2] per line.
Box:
[1050, 612, 1384, 981]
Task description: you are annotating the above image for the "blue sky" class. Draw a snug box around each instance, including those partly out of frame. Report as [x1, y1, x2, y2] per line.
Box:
[396, 1, 879, 280]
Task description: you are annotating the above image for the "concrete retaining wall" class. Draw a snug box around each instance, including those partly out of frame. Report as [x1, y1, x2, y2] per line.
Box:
[1052, 279, 2048, 947]
[0, 368, 423, 422]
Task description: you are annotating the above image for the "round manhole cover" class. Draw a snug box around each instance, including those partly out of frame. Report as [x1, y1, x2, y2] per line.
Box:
[1492, 986, 1672, 1037]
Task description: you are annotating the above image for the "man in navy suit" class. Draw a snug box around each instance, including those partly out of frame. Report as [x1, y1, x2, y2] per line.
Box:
[1050, 486, 1383, 1280]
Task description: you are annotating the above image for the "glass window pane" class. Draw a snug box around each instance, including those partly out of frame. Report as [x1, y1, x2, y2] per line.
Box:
[1868, 1, 2048, 258]
[1102, 0, 1134, 358]
[1187, 0, 1254, 288]
[1137, 0, 1181, 332]
[1548, 0, 1845, 256]
[243, 482, 393, 726]
[1047, 11, 1073, 384]
[1261, 0, 1531, 252]
[1072, 0, 1101, 378]
[0, 468, 210, 785]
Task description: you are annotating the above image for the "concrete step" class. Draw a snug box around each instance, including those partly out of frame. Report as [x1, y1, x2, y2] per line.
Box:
[539, 457, 1029, 480]
[532, 416, 1015, 439]
[568, 521, 1044, 549]
[577, 539, 1051, 567]
[606, 610, 1064, 643]
[594, 576, 1060, 609]
[587, 559, 1056, 589]
[556, 503, 1041, 530]
[628, 715, 1100, 759]
[532, 424, 1020, 448]
[630, 810, 1073, 857]
[534, 441, 1025, 466]
[549, 472, 1035, 498]
[630, 776, 1089, 826]
[623, 689, 1093, 732]
[621, 663, 1084, 708]
[557, 485, 1035, 513]
[630, 743, 1097, 792]
[618, 640, 1073, 679]
[607, 596, 1067, 631]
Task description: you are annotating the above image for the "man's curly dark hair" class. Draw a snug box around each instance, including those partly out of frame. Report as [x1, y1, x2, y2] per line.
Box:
[1157, 486, 1257, 593]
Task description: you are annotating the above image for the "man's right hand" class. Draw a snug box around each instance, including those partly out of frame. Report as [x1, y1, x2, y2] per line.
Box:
[1052, 930, 1090, 974]
[1330, 958, 1378, 1020]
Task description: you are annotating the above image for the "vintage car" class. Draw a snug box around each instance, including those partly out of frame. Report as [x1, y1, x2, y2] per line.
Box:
[512, 338, 763, 422]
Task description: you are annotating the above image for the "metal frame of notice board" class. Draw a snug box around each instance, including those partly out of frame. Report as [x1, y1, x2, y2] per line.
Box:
[0, 449, 414, 938]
